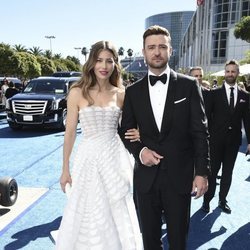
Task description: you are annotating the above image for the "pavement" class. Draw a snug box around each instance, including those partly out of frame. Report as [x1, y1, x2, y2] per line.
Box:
[0, 119, 249, 250]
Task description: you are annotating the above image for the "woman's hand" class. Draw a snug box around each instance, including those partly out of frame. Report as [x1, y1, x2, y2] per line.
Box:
[60, 170, 72, 193]
[125, 128, 140, 142]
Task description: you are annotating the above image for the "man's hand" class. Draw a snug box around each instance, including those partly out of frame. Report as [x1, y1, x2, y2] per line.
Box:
[141, 148, 163, 167]
[191, 175, 208, 199]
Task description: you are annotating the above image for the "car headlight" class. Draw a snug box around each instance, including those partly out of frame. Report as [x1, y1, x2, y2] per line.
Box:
[5, 99, 10, 109]
[51, 99, 61, 110]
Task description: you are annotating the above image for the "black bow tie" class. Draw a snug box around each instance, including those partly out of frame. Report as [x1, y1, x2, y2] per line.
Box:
[149, 74, 167, 86]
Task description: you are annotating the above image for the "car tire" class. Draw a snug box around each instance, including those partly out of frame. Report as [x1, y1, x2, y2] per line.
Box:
[8, 122, 22, 130]
[0, 177, 18, 207]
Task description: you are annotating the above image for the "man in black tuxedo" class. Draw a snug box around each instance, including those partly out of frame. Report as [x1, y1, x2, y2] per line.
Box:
[189, 66, 210, 104]
[189, 66, 210, 90]
[121, 25, 210, 250]
[202, 60, 250, 214]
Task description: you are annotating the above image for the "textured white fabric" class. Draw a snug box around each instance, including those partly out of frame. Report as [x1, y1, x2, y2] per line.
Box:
[56, 106, 143, 250]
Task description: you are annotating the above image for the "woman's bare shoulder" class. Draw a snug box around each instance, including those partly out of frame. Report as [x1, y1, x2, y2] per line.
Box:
[67, 87, 83, 104]
[69, 86, 81, 95]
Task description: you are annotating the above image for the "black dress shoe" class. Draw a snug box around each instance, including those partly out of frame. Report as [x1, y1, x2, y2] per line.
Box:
[201, 202, 210, 213]
[218, 201, 231, 214]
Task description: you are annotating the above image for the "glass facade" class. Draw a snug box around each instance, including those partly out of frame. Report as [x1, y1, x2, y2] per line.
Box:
[179, 0, 250, 72]
[212, 0, 250, 64]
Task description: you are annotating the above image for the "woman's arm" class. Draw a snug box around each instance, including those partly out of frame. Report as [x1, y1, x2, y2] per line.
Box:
[60, 88, 80, 192]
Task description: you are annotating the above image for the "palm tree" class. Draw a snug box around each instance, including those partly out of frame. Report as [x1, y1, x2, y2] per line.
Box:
[127, 48, 133, 57]
[118, 47, 124, 57]
[66, 56, 80, 65]
[127, 48, 133, 76]
[0, 43, 12, 50]
[13, 44, 27, 52]
[53, 53, 62, 60]
[81, 47, 89, 61]
[43, 50, 52, 59]
[29, 46, 43, 56]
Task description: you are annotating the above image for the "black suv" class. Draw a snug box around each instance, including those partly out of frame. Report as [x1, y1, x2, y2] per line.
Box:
[6, 76, 80, 130]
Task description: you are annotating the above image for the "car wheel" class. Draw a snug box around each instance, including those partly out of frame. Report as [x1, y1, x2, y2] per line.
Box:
[8, 122, 22, 130]
[0, 177, 18, 207]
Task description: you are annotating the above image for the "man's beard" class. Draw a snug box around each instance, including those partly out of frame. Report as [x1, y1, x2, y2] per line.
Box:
[225, 76, 237, 85]
[146, 58, 168, 70]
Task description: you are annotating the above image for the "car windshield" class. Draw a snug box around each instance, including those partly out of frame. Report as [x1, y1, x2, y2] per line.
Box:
[24, 79, 67, 94]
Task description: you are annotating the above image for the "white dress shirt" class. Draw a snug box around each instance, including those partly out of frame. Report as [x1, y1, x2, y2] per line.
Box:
[148, 66, 170, 131]
[139, 66, 170, 164]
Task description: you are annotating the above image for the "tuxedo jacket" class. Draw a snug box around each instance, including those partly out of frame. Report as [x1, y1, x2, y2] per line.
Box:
[121, 70, 210, 194]
[205, 84, 250, 146]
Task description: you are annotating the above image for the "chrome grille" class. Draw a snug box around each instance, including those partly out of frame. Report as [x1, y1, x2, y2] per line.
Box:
[13, 100, 48, 115]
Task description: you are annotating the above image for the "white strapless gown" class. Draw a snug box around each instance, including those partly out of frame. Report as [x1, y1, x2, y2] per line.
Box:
[56, 106, 142, 250]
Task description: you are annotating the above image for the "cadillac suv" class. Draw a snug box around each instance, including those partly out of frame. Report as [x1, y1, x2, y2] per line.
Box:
[6, 76, 80, 130]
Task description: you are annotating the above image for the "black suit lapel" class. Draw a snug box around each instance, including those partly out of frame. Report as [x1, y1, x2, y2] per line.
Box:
[160, 70, 177, 138]
[221, 84, 230, 112]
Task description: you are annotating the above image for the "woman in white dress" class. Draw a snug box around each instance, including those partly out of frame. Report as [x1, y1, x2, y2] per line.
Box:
[56, 40, 142, 250]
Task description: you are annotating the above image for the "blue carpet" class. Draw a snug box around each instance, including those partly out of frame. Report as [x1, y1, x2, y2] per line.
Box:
[0, 120, 250, 250]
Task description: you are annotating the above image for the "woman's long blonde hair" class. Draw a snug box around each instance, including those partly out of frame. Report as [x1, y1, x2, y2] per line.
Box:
[71, 40, 122, 105]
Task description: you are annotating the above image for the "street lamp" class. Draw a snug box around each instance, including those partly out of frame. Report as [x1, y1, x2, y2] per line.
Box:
[74, 47, 81, 60]
[45, 35, 56, 54]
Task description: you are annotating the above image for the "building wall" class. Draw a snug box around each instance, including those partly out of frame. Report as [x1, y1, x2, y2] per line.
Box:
[179, 0, 250, 73]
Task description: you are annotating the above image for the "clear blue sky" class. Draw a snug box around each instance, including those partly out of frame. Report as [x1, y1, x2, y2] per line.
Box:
[1, 0, 197, 61]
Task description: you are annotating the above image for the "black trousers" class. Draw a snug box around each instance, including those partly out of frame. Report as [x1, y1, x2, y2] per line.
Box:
[135, 168, 191, 250]
[204, 132, 239, 204]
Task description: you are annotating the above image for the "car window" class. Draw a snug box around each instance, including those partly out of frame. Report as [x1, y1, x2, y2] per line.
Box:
[24, 80, 66, 94]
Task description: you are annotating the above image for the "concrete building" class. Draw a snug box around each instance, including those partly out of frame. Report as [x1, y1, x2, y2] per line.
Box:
[145, 11, 194, 70]
[179, 0, 250, 73]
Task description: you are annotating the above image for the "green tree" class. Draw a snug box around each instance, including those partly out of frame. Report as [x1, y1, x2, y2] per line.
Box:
[37, 56, 56, 75]
[66, 56, 80, 66]
[10, 52, 41, 78]
[118, 47, 124, 57]
[53, 53, 62, 60]
[62, 58, 80, 71]
[29, 46, 43, 56]
[13, 44, 27, 52]
[0, 43, 16, 76]
[234, 16, 250, 43]
[240, 50, 250, 64]
[127, 48, 134, 79]
[127, 48, 133, 57]
[44, 50, 53, 59]
[0, 42, 11, 50]
[53, 59, 68, 72]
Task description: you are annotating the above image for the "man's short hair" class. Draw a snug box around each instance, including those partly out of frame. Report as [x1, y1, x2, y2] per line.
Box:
[143, 25, 171, 48]
[189, 66, 203, 76]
